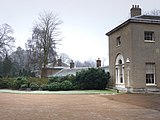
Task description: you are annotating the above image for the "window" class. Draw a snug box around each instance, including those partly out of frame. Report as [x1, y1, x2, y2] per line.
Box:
[144, 31, 154, 41]
[116, 36, 121, 46]
[146, 63, 155, 85]
[116, 59, 124, 84]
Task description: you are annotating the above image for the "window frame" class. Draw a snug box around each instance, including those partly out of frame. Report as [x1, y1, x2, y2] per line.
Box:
[144, 31, 155, 42]
[145, 63, 156, 86]
[116, 36, 121, 47]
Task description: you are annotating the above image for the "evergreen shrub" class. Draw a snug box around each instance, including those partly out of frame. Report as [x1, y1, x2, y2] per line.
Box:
[48, 82, 61, 91]
[75, 68, 110, 90]
[30, 83, 39, 90]
[40, 84, 48, 90]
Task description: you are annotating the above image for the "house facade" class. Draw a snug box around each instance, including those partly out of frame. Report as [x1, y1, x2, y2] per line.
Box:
[106, 5, 160, 92]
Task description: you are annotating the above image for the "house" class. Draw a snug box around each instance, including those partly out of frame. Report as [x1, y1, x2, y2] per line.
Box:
[40, 58, 69, 77]
[49, 59, 109, 77]
[106, 5, 160, 92]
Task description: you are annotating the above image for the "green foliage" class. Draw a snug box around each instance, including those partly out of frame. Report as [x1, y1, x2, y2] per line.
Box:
[0, 68, 110, 91]
[60, 80, 73, 90]
[48, 75, 76, 91]
[48, 82, 61, 91]
[48, 76, 62, 83]
[60, 75, 76, 82]
[29, 77, 48, 85]
[2, 55, 13, 77]
[0, 79, 8, 89]
[40, 84, 48, 90]
[12, 77, 28, 89]
[20, 84, 29, 90]
[30, 83, 39, 90]
[76, 68, 110, 90]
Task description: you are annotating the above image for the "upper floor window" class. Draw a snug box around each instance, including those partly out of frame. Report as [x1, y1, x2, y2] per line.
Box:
[144, 31, 154, 41]
[116, 36, 121, 46]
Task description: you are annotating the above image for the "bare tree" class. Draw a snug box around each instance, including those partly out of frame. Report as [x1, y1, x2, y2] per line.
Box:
[76, 60, 96, 67]
[144, 9, 160, 16]
[0, 23, 15, 57]
[25, 38, 40, 70]
[31, 12, 63, 69]
[60, 53, 71, 64]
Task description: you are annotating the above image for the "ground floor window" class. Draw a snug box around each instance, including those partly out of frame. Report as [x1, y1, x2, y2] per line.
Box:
[146, 63, 155, 85]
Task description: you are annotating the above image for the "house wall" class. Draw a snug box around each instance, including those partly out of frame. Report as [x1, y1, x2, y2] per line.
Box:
[109, 23, 132, 88]
[109, 22, 160, 91]
[41, 68, 63, 77]
[132, 23, 160, 89]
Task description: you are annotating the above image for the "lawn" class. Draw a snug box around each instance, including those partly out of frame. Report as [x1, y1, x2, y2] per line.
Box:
[0, 89, 118, 94]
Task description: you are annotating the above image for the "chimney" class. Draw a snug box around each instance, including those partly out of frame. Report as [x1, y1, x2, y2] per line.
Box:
[130, 5, 141, 17]
[70, 60, 74, 69]
[57, 57, 62, 66]
[96, 58, 101, 68]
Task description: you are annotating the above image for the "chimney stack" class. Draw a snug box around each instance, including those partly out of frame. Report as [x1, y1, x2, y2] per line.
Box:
[96, 58, 101, 68]
[130, 5, 141, 17]
[70, 60, 75, 69]
[57, 57, 62, 66]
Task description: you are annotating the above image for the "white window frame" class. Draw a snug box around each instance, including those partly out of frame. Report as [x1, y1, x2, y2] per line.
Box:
[144, 31, 155, 42]
[146, 63, 156, 86]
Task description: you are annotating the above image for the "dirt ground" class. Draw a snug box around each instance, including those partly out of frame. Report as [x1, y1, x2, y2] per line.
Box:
[0, 93, 160, 120]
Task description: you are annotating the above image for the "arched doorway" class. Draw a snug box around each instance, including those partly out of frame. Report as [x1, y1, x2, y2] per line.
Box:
[115, 54, 125, 88]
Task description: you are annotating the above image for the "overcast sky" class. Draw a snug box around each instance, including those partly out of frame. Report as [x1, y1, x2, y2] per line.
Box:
[0, 0, 160, 65]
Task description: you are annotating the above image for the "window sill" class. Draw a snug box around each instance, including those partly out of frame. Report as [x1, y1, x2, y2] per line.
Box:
[146, 84, 157, 86]
[116, 83, 125, 85]
[116, 45, 121, 47]
[144, 40, 155, 43]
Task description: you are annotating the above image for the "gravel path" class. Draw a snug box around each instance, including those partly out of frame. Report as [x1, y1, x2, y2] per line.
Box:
[0, 93, 160, 120]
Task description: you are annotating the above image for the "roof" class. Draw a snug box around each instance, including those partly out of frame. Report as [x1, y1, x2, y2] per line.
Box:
[49, 67, 89, 77]
[106, 15, 160, 36]
[48, 66, 109, 77]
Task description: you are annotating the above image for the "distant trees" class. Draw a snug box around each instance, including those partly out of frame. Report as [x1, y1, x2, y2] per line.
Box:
[25, 39, 40, 71]
[0, 23, 15, 57]
[28, 11, 63, 70]
[0, 47, 33, 77]
[0, 23, 15, 77]
[75, 60, 96, 67]
[2, 55, 12, 77]
[144, 9, 160, 16]
[60, 53, 71, 65]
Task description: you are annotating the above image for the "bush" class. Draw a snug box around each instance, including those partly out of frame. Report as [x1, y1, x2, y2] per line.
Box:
[27, 77, 48, 86]
[30, 83, 39, 90]
[40, 84, 48, 91]
[48, 76, 62, 83]
[48, 82, 61, 91]
[0, 79, 8, 89]
[60, 80, 73, 90]
[20, 84, 28, 90]
[60, 75, 76, 82]
[12, 77, 28, 89]
[48, 75, 76, 84]
[75, 68, 110, 90]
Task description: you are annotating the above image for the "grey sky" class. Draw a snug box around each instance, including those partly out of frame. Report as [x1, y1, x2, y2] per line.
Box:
[0, 0, 160, 65]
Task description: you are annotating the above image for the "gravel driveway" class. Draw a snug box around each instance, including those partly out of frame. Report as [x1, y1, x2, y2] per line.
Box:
[0, 93, 160, 120]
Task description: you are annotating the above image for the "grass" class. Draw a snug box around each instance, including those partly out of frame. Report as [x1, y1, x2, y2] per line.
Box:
[0, 89, 119, 95]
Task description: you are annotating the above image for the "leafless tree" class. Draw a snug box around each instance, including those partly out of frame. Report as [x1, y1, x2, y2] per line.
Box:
[0, 23, 15, 57]
[76, 60, 96, 67]
[60, 53, 71, 64]
[25, 38, 40, 70]
[31, 11, 63, 69]
[144, 9, 160, 16]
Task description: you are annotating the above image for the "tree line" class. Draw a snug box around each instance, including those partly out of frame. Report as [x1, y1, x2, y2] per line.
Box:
[0, 12, 62, 77]
[0, 12, 98, 78]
